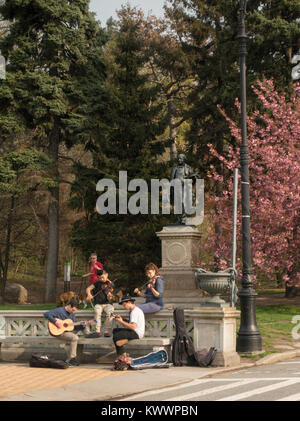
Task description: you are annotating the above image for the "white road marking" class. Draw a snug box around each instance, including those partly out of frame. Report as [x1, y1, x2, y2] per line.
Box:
[163, 379, 261, 401]
[121, 378, 213, 401]
[277, 392, 300, 401]
[119, 377, 300, 401]
[218, 379, 300, 401]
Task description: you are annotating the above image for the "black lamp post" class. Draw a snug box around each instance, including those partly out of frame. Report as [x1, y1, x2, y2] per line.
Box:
[236, 0, 262, 353]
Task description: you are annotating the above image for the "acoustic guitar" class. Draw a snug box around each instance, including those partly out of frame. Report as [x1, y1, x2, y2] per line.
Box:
[48, 318, 94, 336]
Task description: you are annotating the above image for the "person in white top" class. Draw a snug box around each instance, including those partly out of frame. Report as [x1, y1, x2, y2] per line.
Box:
[113, 295, 145, 356]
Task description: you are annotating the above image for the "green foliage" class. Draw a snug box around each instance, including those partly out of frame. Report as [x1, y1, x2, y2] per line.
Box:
[0, 0, 107, 144]
[0, 0, 109, 302]
[70, 7, 171, 289]
[164, 0, 300, 174]
[0, 148, 52, 196]
[1, 1, 298, 297]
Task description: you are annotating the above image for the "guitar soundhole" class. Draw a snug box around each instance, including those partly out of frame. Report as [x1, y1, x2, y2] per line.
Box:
[63, 323, 68, 328]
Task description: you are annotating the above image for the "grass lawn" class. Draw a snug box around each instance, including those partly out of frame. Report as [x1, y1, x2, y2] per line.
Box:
[0, 302, 95, 310]
[0, 304, 56, 310]
[236, 305, 300, 358]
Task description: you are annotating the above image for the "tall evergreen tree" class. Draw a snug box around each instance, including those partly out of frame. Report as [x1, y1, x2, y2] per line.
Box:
[164, 0, 300, 172]
[70, 7, 169, 289]
[0, 0, 107, 302]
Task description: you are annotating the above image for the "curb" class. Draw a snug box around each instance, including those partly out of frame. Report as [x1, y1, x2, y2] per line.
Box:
[255, 349, 300, 366]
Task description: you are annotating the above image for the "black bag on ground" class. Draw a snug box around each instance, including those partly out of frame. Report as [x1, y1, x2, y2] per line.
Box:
[172, 308, 197, 366]
[172, 308, 217, 367]
[29, 353, 69, 369]
[194, 347, 217, 367]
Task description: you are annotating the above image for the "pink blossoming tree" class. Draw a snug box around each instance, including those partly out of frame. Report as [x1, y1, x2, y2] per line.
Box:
[204, 79, 300, 292]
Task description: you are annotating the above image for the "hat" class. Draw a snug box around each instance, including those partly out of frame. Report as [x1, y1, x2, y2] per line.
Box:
[119, 295, 135, 304]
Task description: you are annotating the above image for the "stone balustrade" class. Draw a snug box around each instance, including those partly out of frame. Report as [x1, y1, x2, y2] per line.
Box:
[0, 306, 240, 366]
[0, 309, 191, 339]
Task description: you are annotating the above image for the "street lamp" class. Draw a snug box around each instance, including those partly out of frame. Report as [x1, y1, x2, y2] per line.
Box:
[236, 0, 262, 353]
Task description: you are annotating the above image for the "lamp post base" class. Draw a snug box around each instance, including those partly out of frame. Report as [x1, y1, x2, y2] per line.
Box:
[236, 288, 262, 353]
[237, 333, 262, 353]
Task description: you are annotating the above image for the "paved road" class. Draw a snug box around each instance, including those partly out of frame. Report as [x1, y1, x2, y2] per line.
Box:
[121, 358, 300, 401]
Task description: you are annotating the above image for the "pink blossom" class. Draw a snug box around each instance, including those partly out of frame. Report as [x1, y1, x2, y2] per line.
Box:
[203, 79, 300, 287]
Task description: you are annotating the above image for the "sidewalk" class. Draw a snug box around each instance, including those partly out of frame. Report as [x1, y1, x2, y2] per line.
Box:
[1, 347, 300, 401]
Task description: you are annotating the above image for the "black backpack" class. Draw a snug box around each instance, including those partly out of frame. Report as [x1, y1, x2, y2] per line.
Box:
[172, 308, 217, 367]
[29, 353, 69, 369]
[194, 347, 217, 367]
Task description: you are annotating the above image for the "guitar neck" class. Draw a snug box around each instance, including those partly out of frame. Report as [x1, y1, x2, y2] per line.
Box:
[48, 318, 94, 336]
[73, 319, 94, 326]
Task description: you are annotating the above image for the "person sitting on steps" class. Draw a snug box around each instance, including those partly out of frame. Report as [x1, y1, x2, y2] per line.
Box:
[44, 299, 89, 366]
[134, 262, 164, 314]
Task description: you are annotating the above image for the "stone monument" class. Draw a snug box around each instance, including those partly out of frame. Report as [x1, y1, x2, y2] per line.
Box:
[155, 154, 240, 366]
[156, 225, 207, 308]
[156, 154, 207, 307]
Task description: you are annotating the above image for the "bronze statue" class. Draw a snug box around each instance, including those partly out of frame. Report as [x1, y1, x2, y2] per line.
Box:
[170, 154, 198, 225]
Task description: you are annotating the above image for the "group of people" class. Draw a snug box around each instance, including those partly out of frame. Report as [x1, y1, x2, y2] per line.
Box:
[43, 254, 164, 366]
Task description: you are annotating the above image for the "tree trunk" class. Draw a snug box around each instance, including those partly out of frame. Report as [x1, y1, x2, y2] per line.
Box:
[44, 121, 60, 303]
[0, 195, 15, 303]
[284, 211, 300, 297]
[0, 255, 4, 304]
[168, 100, 177, 160]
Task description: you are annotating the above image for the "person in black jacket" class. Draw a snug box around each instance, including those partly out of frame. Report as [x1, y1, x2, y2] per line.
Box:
[85, 271, 115, 338]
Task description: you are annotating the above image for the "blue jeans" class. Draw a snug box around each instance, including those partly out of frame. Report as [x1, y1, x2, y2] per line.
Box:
[138, 302, 162, 314]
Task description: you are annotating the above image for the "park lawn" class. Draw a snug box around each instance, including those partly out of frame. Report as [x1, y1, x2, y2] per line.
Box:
[0, 304, 56, 310]
[236, 305, 300, 357]
[256, 288, 286, 295]
[0, 302, 94, 310]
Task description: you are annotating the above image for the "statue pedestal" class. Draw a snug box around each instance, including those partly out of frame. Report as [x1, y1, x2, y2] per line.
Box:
[192, 307, 241, 367]
[156, 225, 207, 308]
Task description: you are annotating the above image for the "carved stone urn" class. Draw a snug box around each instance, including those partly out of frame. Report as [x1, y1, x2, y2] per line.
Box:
[194, 268, 231, 307]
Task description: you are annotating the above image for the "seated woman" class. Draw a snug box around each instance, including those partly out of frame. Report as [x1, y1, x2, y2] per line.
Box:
[134, 262, 164, 314]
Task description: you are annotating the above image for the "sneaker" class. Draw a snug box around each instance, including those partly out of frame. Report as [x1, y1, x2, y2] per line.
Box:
[104, 332, 111, 337]
[85, 332, 101, 338]
[67, 358, 80, 366]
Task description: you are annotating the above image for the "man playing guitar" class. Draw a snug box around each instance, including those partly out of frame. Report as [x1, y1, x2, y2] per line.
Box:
[44, 299, 89, 366]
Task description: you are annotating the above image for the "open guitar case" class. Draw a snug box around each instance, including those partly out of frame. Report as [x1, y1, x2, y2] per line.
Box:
[29, 353, 69, 369]
[113, 349, 170, 371]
